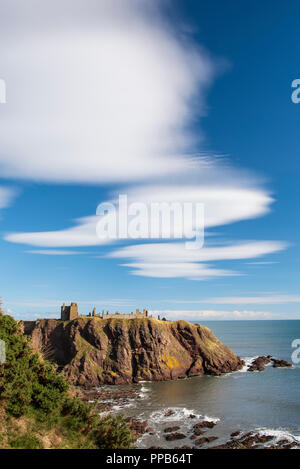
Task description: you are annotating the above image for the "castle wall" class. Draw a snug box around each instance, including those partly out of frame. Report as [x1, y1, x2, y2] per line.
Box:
[61, 302, 78, 321]
[101, 311, 149, 320]
[60, 303, 151, 321]
[69, 303, 78, 320]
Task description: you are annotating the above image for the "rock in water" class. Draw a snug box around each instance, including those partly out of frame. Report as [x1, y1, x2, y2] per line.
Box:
[248, 356, 271, 372]
[165, 433, 186, 441]
[24, 317, 244, 386]
[271, 358, 292, 368]
[164, 426, 181, 433]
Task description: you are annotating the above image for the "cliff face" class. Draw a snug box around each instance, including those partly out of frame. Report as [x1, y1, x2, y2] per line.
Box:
[27, 317, 244, 387]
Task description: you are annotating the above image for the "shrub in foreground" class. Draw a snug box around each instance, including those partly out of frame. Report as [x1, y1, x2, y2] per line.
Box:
[0, 314, 133, 449]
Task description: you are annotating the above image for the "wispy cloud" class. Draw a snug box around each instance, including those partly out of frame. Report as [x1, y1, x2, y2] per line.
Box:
[202, 295, 300, 305]
[150, 310, 273, 320]
[0, 0, 288, 286]
[122, 262, 236, 280]
[109, 240, 287, 279]
[123, 185, 273, 229]
[4, 185, 274, 248]
[5, 216, 110, 247]
[167, 294, 300, 305]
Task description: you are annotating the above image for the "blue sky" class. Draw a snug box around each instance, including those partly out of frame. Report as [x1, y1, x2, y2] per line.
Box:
[0, 0, 299, 320]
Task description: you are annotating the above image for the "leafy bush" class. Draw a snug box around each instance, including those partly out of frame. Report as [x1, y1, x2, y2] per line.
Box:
[0, 314, 133, 449]
[10, 434, 43, 449]
[0, 314, 68, 418]
[94, 414, 132, 449]
[61, 396, 94, 432]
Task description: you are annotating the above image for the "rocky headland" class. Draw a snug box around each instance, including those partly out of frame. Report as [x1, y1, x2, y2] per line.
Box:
[23, 316, 244, 387]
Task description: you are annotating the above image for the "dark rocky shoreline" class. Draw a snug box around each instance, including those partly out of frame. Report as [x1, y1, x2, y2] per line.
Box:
[74, 354, 296, 450]
[248, 355, 292, 372]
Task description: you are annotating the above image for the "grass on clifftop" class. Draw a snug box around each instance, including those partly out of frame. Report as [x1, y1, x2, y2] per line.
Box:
[0, 313, 133, 449]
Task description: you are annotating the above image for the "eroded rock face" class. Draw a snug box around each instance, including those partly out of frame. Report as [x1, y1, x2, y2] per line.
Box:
[25, 317, 244, 387]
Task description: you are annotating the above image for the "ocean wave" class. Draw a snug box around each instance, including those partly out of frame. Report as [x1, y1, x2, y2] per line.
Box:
[136, 407, 220, 448]
[148, 407, 219, 425]
[140, 385, 150, 393]
[138, 385, 150, 399]
[256, 427, 300, 445]
[238, 356, 258, 373]
[111, 402, 135, 412]
[202, 415, 220, 423]
[149, 407, 200, 424]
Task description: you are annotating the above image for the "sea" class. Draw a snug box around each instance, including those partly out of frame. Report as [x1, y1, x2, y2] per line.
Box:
[101, 320, 300, 448]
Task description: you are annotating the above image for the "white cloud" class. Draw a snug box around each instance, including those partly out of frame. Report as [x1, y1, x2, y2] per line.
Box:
[166, 294, 300, 305]
[0, 0, 213, 184]
[0, 1, 288, 283]
[109, 240, 286, 279]
[5, 216, 110, 247]
[111, 240, 286, 263]
[201, 294, 300, 305]
[123, 184, 273, 229]
[150, 310, 273, 320]
[4, 185, 274, 247]
[122, 262, 236, 280]
[9, 222, 284, 280]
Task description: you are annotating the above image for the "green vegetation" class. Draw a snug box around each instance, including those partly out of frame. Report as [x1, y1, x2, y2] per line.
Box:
[10, 434, 43, 449]
[0, 313, 133, 449]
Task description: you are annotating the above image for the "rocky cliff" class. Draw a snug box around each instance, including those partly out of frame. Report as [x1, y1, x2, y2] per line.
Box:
[25, 317, 244, 387]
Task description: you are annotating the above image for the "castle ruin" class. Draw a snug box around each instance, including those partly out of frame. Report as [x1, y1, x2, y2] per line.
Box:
[60, 303, 151, 321]
[61, 302, 79, 321]
[101, 308, 148, 320]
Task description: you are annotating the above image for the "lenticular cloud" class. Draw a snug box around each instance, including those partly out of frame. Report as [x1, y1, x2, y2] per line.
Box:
[1, 0, 287, 280]
[0, 0, 213, 183]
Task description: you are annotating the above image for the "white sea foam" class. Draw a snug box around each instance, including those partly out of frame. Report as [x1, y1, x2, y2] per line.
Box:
[111, 401, 135, 412]
[239, 356, 258, 373]
[140, 386, 150, 393]
[202, 415, 220, 423]
[136, 407, 220, 448]
[148, 407, 219, 425]
[256, 427, 300, 445]
[138, 385, 150, 399]
[149, 407, 200, 424]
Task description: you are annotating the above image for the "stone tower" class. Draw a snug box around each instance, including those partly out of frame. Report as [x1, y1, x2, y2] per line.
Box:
[61, 302, 78, 321]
